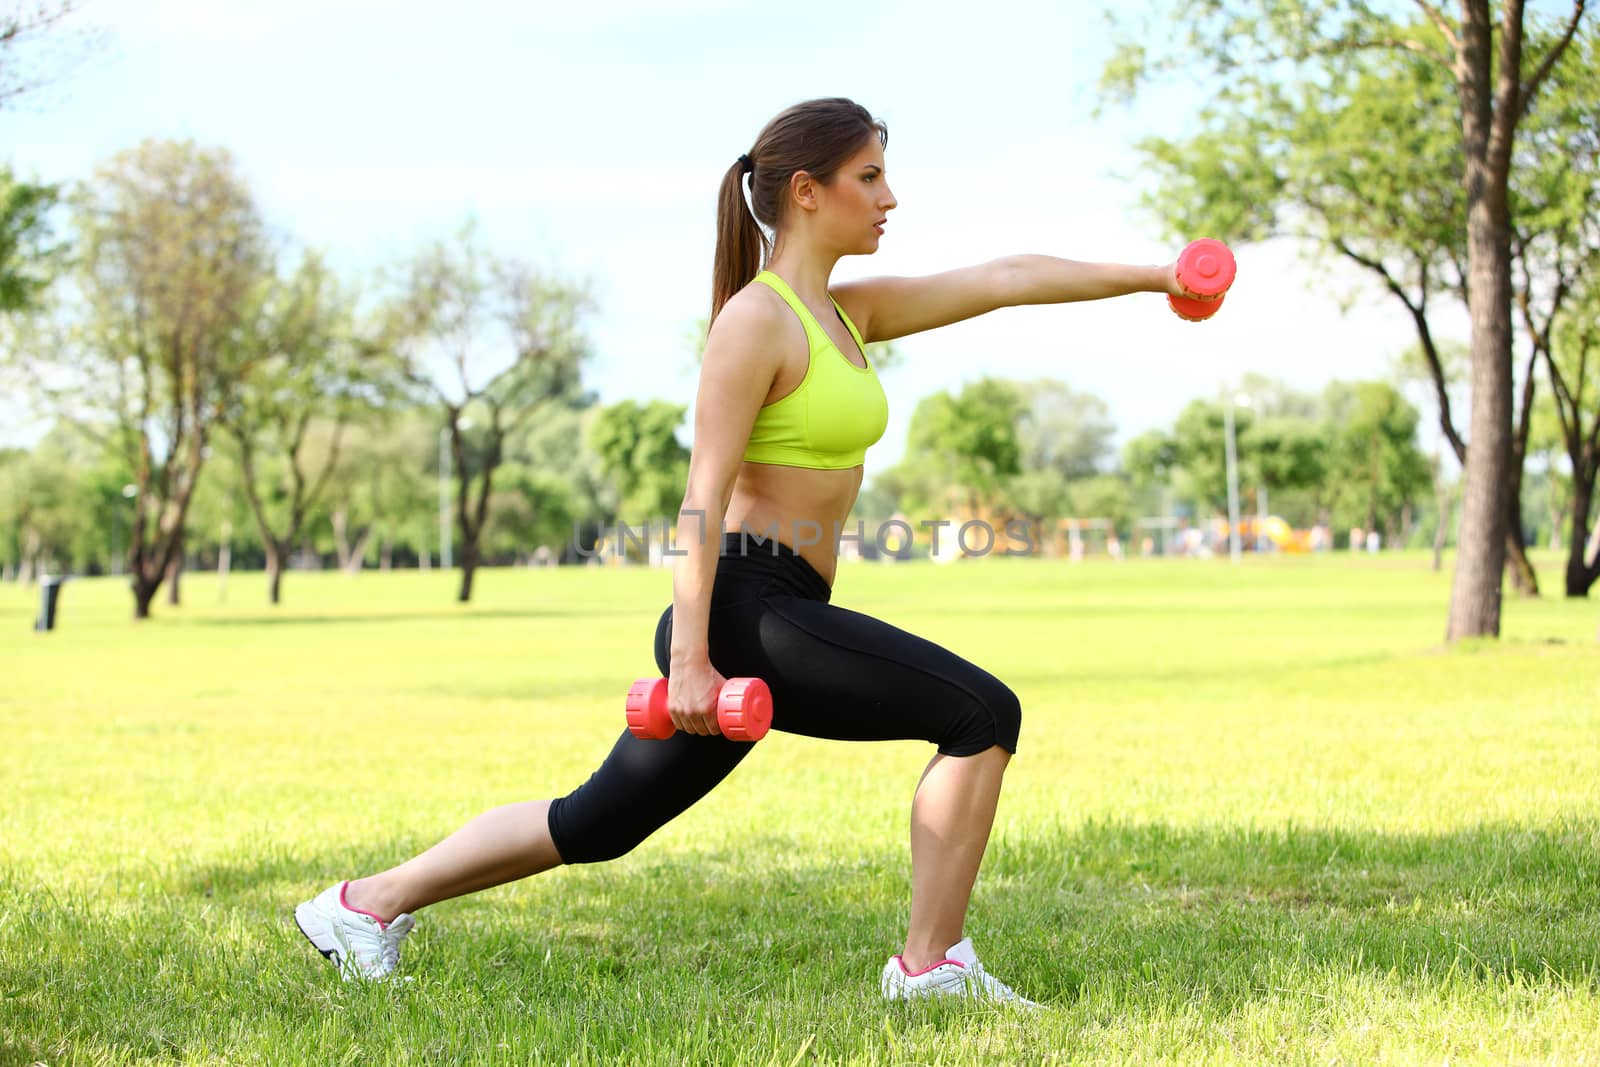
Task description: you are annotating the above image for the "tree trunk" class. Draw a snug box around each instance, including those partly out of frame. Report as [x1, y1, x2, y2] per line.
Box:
[1566, 476, 1599, 597]
[454, 432, 498, 603]
[1449, 247, 1514, 639]
[332, 508, 352, 571]
[19, 529, 41, 583]
[1431, 450, 1452, 572]
[1505, 530, 1538, 597]
[457, 540, 478, 603]
[342, 527, 374, 576]
[331, 508, 376, 575]
[265, 538, 287, 605]
[234, 432, 316, 608]
[166, 549, 183, 607]
[1445, 1, 1514, 642]
[133, 577, 157, 619]
[1503, 345, 1540, 596]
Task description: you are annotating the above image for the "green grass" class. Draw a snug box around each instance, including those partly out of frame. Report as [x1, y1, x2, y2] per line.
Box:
[2, 551, 1597, 1065]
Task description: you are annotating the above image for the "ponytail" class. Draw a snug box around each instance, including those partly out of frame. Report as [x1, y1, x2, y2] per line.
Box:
[708, 98, 887, 328]
[710, 159, 768, 325]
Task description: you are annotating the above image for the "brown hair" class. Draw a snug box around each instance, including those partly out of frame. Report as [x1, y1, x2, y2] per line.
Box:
[710, 97, 888, 324]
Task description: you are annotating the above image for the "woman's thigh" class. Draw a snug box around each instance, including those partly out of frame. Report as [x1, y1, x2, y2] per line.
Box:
[684, 595, 1022, 757]
[548, 590, 1019, 862]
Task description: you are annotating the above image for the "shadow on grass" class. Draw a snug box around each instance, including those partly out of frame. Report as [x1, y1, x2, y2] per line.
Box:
[1000, 646, 1418, 689]
[147, 816, 1600, 992]
[163, 606, 650, 627]
[5, 818, 1597, 1062]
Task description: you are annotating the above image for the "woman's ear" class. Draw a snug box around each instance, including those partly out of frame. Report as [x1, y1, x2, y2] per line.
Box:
[788, 170, 818, 214]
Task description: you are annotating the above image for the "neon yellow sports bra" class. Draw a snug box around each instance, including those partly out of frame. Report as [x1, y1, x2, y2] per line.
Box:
[741, 270, 889, 470]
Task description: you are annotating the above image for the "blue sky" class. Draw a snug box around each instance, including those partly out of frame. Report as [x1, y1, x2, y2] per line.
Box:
[2, 0, 1461, 471]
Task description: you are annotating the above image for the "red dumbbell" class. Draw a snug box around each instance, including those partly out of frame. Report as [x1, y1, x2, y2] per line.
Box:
[1168, 238, 1236, 322]
[625, 676, 773, 741]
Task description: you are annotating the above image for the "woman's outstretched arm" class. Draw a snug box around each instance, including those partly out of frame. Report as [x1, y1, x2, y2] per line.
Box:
[834, 254, 1194, 343]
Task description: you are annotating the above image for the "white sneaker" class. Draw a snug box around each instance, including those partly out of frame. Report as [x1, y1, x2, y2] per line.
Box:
[294, 881, 416, 981]
[881, 937, 1040, 1007]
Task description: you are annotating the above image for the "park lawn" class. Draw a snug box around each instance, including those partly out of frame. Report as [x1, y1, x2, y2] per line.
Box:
[1, 550, 1597, 1065]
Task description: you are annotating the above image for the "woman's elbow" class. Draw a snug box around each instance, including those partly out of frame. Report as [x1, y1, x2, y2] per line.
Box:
[678, 476, 735, 524]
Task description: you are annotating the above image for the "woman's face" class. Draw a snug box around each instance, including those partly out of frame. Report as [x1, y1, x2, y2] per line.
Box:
[811, 139, 897, 254]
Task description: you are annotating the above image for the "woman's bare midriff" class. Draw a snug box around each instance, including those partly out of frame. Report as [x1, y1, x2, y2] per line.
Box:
[724, 460, 864, 589]
[715, 279, 874, 588]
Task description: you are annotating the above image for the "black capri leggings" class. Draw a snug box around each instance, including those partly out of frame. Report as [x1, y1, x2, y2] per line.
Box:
[545, 531, 1021, 864]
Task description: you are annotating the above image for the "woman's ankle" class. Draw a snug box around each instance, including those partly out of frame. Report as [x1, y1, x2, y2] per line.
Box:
[900, 936, 957, 973]
[342, 876, 401, 923]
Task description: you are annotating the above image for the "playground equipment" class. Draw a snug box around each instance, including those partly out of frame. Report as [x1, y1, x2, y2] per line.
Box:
[1259, 515, 1312, 552]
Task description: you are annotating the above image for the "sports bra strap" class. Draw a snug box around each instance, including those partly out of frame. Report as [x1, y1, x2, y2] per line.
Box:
[754, 271, 868, 366]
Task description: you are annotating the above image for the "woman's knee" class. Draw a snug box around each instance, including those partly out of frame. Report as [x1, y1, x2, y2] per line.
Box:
[546, 793, 654, 865]
[941, 676, 1022, 756]
[990, 680, 1022, 750]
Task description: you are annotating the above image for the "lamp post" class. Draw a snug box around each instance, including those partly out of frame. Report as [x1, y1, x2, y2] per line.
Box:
[1224, 392, 1251, 563]
[1257, 481, 1269, 554]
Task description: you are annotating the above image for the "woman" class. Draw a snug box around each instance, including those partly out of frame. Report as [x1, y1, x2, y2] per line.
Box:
[295, 97, 1211, 1003]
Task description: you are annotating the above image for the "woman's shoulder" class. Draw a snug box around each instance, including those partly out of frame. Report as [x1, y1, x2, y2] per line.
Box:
[712, 278, 795, 343]
[703, 282, 794, 373]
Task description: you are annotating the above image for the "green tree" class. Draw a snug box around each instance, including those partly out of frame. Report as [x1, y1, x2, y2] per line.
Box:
[0, 2, 92, 310]
[382, 221, 595, 601]
[1015, 378, 1115, 480]
[1001, 468, 1074, 552]
[11, 140, 269, 618]
[905, 378, 1027, 515]
[0, 168, 58, 313]
[868, 448, 956, 527]
[1322, 381, 1434, 544]
[587, 399, 690, 532]
[334, 407, 447, 571]
[1168, 400, 1238, 516]
[1135, 383, 1332, 528]
[181, 432, 252, 591]
[482, 464, 579, 563]
[1542, 270, 1600, 594]
[0, 431, 94, 579]
[1121, 429, 1180, 497]
[1066, 474, 1137, 537]
[515, 402, 611, 561]
[1512, 28, 1600, 595]
[1102, 0, 1590, 639]
[222, 251, 395, 603]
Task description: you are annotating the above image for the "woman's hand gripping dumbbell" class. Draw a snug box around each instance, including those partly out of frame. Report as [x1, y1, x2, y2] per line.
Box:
[626, 674, 773, 741]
